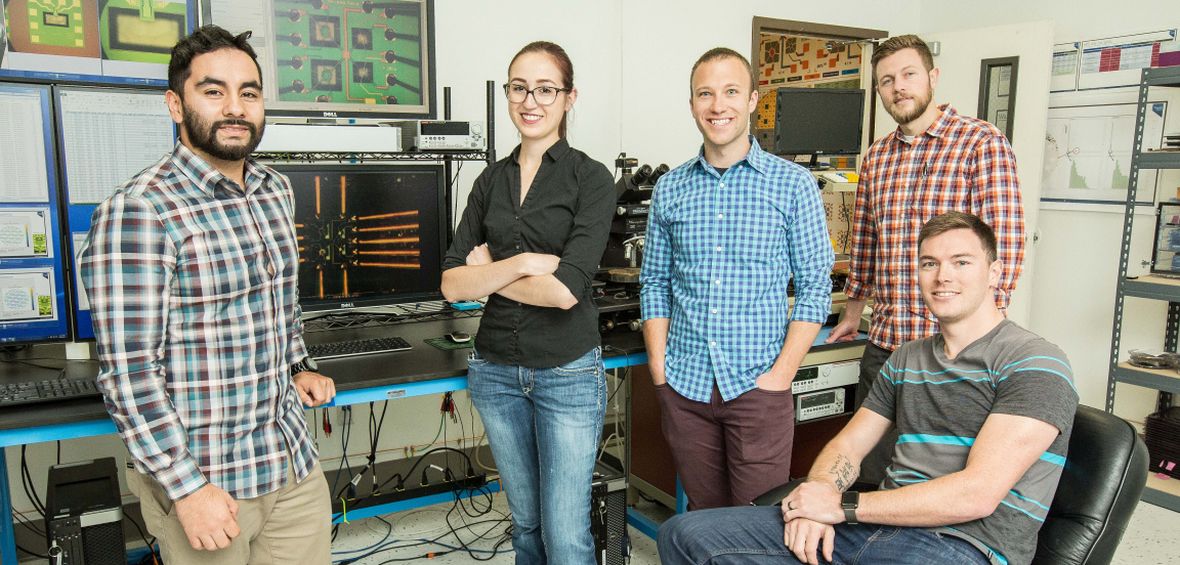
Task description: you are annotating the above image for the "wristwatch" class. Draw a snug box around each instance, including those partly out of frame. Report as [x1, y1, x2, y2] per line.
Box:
[841, 491, 860, 524]
[291, 356, 319, 376]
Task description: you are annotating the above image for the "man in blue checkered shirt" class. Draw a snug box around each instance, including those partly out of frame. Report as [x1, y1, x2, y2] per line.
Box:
[640, 47, 834, 509]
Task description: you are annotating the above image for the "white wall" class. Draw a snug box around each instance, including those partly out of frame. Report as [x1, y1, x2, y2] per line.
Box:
[917, 0, 1176, 43]
[433, 0, 625, 208]
[619, 0, 922, 168]
[917, 1, 1180, 417]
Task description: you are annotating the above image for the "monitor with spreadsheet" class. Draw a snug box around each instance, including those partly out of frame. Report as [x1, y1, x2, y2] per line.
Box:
[268, 164, 447, 312]
[774, 87, 865, 160]
[0, 83, 71, 345]
[54, 85, 177, 340]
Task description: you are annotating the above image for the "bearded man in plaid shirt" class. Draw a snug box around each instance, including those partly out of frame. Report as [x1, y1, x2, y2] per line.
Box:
[79, 26, 336, 564]
[826, 35, 1025, 483]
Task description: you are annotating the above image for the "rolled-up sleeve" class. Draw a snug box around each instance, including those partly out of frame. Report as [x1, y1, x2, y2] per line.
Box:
[640, 179, 672, 321]
[79, 194, 206, 501]
[552, 161, 615, 298]
[787, 175, 834, 324]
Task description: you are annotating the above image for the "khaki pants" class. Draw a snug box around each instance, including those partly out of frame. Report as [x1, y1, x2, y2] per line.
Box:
[128, 463, 331, 565]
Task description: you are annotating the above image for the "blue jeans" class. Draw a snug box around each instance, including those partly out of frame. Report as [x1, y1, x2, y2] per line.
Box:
[468, 346, 607, 565]
[658, 506, 991, 565]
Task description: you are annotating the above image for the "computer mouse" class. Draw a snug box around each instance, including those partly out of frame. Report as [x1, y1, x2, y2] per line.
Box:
[447, 331, 471, 343]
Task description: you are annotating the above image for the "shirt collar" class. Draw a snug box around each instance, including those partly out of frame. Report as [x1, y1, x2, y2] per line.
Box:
[693, 135, 769, 176]
[890, 103, 955, 145]
[170, 141, 267, 196]
[511, 137, 571, 164]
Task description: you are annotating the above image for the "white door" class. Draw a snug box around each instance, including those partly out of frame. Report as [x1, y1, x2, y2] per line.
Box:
[872, 21, 1054, 326]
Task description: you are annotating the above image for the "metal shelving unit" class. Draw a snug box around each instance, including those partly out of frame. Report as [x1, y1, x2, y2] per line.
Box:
[1107, 65, 1180, 512]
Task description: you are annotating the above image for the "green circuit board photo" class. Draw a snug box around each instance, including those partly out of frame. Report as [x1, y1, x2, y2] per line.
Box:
[271, 0, 425, 107]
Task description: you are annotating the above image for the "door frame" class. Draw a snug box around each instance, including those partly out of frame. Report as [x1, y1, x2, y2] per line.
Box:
[751, 17, 887, 142]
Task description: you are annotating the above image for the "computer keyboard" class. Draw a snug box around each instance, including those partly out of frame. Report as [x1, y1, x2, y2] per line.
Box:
[307, 336, 413, 360]
[0, 376, 101, 408]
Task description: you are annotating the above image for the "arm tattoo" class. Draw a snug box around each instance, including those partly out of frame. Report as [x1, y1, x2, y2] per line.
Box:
[828, 454, 857, 492]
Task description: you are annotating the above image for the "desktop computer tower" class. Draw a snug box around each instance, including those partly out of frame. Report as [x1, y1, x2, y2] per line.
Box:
[592, 462, 629, 565]
[45, 457, 126, 565]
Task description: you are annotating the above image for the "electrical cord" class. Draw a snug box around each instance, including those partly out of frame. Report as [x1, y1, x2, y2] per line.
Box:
[440, 480, 512, 562]
[126, 512, 159, 565]
[330, 406, 355, 544]
[20, 446, 47, 518]
[16, 541, 48, 559]
[333, 508, 510, 564]
[12, 507, 45, 537]
[376, 447, 475, 492]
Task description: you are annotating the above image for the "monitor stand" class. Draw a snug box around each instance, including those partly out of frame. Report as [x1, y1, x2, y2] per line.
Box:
[806, 154, 831, 170]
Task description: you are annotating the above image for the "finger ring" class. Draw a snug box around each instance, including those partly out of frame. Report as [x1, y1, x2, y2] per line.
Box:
[787, 501, 795, 510]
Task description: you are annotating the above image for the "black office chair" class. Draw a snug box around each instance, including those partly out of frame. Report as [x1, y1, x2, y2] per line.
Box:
[1032, 405, 1148, 565]
[753, 405, 1149, 565]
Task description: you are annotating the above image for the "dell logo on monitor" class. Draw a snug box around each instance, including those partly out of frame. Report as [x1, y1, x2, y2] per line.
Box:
[340, 302, 356, 309]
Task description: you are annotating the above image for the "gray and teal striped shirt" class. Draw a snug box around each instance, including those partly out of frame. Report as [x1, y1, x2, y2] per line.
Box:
[863, 319, 1078, 565]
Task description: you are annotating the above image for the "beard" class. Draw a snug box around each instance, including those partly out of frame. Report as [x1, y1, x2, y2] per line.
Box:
[884, 85, 933, 126]
[181, 104, 265, 161]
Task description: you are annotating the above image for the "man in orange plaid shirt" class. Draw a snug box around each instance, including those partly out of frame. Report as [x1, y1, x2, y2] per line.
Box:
[827, 35, 1025, 482]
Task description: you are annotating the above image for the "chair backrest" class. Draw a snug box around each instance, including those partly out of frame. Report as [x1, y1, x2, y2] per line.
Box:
[1033, 405, 1149, 565]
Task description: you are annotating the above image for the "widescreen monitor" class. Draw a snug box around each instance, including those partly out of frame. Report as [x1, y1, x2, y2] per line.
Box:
[774, 87, 865, 159]
[54, 85, 176, 340]
[0, 83, 70, 345]
[268, 164, 446, 312]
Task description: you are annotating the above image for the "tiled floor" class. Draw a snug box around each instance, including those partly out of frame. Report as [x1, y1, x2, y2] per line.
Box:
[330, 491, 1179, 564]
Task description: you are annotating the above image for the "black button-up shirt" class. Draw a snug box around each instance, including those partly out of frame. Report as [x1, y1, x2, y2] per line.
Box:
[443, 138, 614, 368]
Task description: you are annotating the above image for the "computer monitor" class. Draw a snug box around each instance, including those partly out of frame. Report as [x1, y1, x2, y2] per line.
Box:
[267, 164, 446, 312]
[0, 83, 70, 345]
[54, 85, 176, 340]
[0, 0, 196, 86]
[204, 0, 437, 119]
[774, 87, 865, 164]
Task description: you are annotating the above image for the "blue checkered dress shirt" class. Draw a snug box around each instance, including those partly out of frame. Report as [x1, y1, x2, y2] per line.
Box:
[640, 140, 833, 402]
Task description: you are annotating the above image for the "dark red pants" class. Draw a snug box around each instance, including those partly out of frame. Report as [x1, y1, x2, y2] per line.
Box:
[655, 383, 794, 509]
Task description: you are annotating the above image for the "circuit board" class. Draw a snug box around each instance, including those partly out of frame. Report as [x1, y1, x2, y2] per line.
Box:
[101, 0, 187, 64]
[2, 0, 186, 63]
[4, 0, 99, 57]
[272, 0, 424, 106]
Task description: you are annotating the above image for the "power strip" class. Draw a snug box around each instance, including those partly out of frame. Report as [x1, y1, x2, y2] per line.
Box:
[331, 473, 488, 514]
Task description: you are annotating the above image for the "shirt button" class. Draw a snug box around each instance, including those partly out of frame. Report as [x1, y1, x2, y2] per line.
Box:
[512, 329, 518, 335]
[514, 215, 519, 220]
[717, 213, 724, 219]
[709, 341, 717, 347]
[714, 279, 721, 285]
[715, 245, 722, 252]
[719, 182, 726, 188]
[711, 308, 718, 314]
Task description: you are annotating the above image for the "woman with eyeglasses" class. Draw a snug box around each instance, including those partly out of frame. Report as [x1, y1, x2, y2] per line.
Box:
[440, 41, 614, 564]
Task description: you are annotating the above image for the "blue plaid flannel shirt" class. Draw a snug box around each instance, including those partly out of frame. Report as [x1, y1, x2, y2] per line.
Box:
[640, 140, 833, 402]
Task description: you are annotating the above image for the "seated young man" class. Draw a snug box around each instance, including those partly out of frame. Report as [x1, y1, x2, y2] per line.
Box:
[658, 211, 1079, 565]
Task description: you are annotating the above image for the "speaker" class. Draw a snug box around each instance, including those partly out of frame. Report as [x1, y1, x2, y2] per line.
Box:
[592, 462, 629, 565]
[46, 457, 126, 565]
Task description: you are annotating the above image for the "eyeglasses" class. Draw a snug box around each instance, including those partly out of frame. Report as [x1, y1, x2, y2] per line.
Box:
[502, 83, 570, 105]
